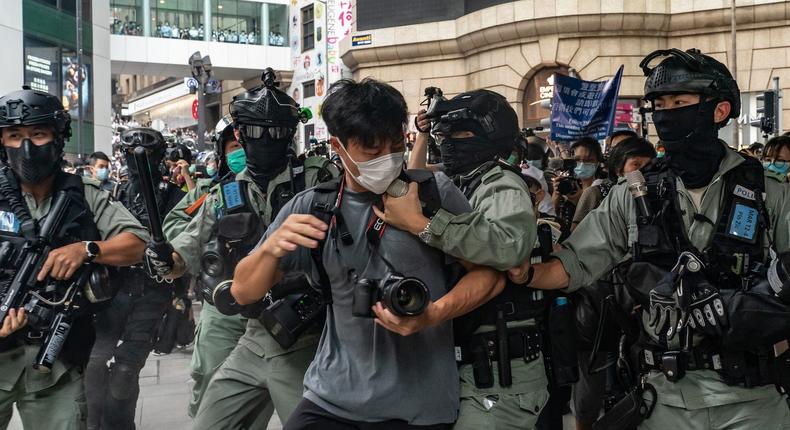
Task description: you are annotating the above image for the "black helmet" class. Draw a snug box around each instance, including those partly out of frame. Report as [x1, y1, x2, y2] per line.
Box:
[433, 89, 519, 149]
[640, 48, 740, 119]
[0, 87, 71, 143]
[119, 127, 166, 167]
[230, 68, 306, 142]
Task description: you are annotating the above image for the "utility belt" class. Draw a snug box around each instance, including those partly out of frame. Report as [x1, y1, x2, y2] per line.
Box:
[477, 283, 547, 325]
[639, 345, 780, 388]
[455, 325, 543, 389]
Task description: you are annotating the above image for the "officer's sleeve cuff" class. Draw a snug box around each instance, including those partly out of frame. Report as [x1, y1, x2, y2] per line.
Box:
[552, 248, 584, 293]
[170, 238, 198, 276]
[427, 208, 453, 237]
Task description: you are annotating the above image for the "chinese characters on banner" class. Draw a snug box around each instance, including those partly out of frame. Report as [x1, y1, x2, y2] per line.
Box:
[550, 65, 624, 141]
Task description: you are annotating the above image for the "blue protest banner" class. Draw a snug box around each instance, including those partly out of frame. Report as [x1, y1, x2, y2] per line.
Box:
[550, 65, 624, 142]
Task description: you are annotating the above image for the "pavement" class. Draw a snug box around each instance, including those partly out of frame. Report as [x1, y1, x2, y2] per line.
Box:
[5, 301, 572, 429]
[7, 301, 284, 430]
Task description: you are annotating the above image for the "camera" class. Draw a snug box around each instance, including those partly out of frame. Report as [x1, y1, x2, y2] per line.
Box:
[422, 87, 445, 121]
[260, 290, 326, 349]
[352, 272, 430, 318]
[554, 159, 580, 196]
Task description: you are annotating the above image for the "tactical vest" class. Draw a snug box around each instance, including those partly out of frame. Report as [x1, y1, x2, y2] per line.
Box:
[451, 161, 555, 339]
[0, 170, 101, 366]
[626, 157, 790, 352]
[198, 161, 325, 301]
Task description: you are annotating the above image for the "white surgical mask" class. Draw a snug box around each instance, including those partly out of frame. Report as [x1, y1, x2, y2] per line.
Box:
[337, 142, 404, 194]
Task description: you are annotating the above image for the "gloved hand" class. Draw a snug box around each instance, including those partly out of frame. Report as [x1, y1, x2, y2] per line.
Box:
[648, 272, 681, 340]
[682, 276, 727, 337]
[144, 241, 175, 279]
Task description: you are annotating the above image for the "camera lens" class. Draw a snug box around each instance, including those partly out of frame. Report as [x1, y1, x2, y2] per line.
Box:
[383, 278, 429, 317]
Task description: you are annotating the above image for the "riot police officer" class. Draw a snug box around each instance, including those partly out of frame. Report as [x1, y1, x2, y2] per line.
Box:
[145, 68, 336, 428]
[0, 87, 147, 429]
[511, 48, 790, 428]
[84, 127, 186, 430]
[381, 89, 548, 429]
[161, 115, 249, 418]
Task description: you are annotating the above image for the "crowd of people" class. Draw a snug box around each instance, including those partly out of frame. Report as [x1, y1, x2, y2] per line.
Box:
[1, 48, 790, 430]
[111, 16, 287, 46]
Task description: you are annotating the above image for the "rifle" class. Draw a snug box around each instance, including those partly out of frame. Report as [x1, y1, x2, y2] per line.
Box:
[0, 191, 71, 324]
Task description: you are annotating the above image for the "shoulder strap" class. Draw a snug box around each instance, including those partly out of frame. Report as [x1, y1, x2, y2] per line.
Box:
[458, 161, 498, 199]
[309, 176, 343, 304]
[403, 169, 443, 217]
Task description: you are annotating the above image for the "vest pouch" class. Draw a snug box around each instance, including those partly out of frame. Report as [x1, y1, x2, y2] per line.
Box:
[625, 262, 670, 308]
[721, 281, 790, 351]
[217, 212, 264, 253]
[575, 281, 620, 353]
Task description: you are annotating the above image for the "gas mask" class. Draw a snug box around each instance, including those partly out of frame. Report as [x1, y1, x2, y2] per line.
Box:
[4, 139, 61, 184]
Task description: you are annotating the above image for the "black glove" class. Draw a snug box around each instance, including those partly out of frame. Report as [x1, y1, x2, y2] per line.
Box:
[648, 272, 681, 340]
[682, 275, 727, 337]
[144, 241, 175, 279]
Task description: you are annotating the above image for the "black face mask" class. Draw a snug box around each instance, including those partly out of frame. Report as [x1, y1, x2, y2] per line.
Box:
[5, 139, 61, 184]
[240, 133, 291, 189]
[652, 99, 724, 188]
[440, 135, 502, 177]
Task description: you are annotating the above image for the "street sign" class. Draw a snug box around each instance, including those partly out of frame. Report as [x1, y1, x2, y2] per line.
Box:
[192, 99, 199, 120]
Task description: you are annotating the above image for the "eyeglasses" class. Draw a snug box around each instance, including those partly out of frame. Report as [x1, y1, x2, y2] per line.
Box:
[239, 124, 293, 140]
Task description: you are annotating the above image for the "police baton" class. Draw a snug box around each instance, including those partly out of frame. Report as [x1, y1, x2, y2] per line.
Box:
[132, 146, 166, 245]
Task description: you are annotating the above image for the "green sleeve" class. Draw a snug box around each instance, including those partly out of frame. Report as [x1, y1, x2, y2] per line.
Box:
[572, 185, 603, 225]
[554, 184, 632, 292]
[427, 170, 536, 271]
[163, 184, 209, 241]
[170, 191, 218, 276]
[766, 175, 790, 253]
[83, 182, 149, 242]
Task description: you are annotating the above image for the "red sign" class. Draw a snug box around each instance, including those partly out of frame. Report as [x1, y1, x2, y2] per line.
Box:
[192, 99, 199, 120]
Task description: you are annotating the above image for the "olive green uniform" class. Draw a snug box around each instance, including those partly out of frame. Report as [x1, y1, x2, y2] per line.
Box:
[426, 166, 548, 430]
[555, 147, 790, 429]
[163, 176, 249, 418]
[168, 159, 332, 429]
[0, 177, 148, 430]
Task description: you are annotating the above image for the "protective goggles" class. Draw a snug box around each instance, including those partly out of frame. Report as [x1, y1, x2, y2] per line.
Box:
[238, 124, 294, 140]
[120, 130, 161, 147]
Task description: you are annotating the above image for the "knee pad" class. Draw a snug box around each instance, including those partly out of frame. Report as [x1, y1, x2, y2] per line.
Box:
[108, 362, 140, 400]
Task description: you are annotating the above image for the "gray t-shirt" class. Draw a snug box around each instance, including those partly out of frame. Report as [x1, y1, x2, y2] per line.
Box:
[264, 172, 471, 425]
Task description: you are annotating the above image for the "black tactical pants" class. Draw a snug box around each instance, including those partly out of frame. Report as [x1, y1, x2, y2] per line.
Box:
[85, 285, 172, 430]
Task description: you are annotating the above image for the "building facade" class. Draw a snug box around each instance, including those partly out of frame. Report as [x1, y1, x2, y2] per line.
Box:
[286, 0, 354, 151]
[2, 0, 112, 155]
[341, 0, 790, 146]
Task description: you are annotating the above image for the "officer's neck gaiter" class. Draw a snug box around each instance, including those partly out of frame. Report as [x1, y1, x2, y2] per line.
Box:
[653, 100, 724, 189]
[240, 133, 290, 190]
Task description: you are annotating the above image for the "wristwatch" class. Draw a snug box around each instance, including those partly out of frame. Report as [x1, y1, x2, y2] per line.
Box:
[85, 241, 100, 262]
[418, 219, 433, 244]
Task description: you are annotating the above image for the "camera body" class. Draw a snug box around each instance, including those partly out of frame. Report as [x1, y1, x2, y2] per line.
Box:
[259, 291, 326, 349]
[351, 272, 430, 318]
[555, 159, 580, 196]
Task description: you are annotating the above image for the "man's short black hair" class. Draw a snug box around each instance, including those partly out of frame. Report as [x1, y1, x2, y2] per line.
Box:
[522, 174, 542, 191]
[88, 151, 110, 166]
[571, 137, 603, 163]
[322, 78, 407, 149]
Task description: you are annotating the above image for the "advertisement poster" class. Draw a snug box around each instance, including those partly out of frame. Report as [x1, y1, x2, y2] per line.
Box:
[62, 53, 90, 118]
[288, 0, 352, 148]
